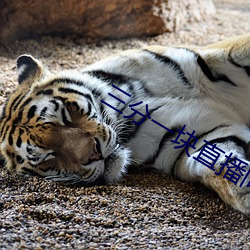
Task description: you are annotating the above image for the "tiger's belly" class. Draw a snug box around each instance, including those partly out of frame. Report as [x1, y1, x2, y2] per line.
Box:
[125, 97, 243, 173]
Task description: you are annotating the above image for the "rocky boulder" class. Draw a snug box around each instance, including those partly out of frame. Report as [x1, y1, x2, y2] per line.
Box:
[0, 0, 215, 44]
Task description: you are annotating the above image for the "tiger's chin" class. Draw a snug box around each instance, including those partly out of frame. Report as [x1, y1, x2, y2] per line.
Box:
[103, 145, 131, 184]
[44, 146, 131, 187]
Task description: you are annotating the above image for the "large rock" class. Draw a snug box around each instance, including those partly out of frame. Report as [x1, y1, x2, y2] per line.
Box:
[0, 0, 215, 44]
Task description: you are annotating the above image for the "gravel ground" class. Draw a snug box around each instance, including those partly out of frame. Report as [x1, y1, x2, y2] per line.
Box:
[0, 0, 250, 249]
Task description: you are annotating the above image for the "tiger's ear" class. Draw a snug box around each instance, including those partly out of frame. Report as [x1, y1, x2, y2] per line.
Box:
[17, 55, 44, 86]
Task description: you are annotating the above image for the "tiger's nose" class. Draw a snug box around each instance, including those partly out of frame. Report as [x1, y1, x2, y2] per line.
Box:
[89, 138, 103, 161]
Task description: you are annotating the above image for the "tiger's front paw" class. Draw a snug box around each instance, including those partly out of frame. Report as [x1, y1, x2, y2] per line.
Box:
[104, 146, 131, 184]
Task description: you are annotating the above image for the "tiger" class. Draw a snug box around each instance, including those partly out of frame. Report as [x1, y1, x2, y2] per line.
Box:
[1, 33, 250, 214]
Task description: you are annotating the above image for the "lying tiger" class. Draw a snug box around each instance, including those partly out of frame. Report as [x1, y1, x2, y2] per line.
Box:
[1, 34, 250, 214]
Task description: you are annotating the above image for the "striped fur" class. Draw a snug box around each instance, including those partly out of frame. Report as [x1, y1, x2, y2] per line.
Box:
[1, 33, 250, 213]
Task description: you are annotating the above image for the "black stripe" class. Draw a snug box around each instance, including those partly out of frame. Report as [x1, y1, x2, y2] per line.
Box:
[145, 129, 178, 165]
[27, 155, 40, 162]
[19, 128, 24, 136]
[146, 124, 231, 174]
[27, 105, 37, 119]
[50, 100, 59, 112]
[0, 115, 8, 138]
[58, 87, 94, 104]
[49, 78, 86, 87]
[35, 108, 47, 121]
[85, 102, 92, 116]
[88, 70, 153, 98]
[16, 155, 24, 164]
[195, 135, 247, 155]
[26, 145, 33, 154]
[88, 70, 131, 85]
[2, 110, 23, 145]
[20, 97, 33, 110]
[53, 96, 68, 104]
[61, 108, 71, 125]
[196, 55, 237, 86]
[127, 84, 135, 97]
[58, 87, 85, 96]
[118, 105, 164, 144]
[0, 93, 26, 135]
[12, 94, 25, 111]
[184, 48, 237, 87]
[40, 107, 48, 117]
[8, 133, 13, 145]
[85, 94, 94, 105]
[16, 128, 24, 148]
[228, 51, 250, 77]
[196, 55, 217, 82]
[209, 136, 247, 151]
[168, 124, 229, 175]
[16, 136, 22, 148]
[16, 110, 23, 125]
[1, 125, 9, 142]
[9, 118, 19, 145]
[90, 114, 97, 119]
[106, 128, 112, 145]
[195, 124, 230, 140]
[186, 124, 230, 148]
[91, 88, 102, 98]
[143, 50, 190, 86]
[36, 89, 54, 96]
[13, 117, 19, 127]
[8, 112, 21, 145]
[171, 127, 242, 173]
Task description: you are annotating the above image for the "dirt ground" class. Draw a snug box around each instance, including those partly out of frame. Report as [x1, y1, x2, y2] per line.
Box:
[0, 0, 250, 249]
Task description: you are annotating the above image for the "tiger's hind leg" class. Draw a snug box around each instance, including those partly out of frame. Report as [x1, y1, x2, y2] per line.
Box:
[174, 126, 250, 214]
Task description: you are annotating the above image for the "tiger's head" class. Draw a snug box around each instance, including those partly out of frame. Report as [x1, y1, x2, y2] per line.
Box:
[0, 55, 130, 185]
